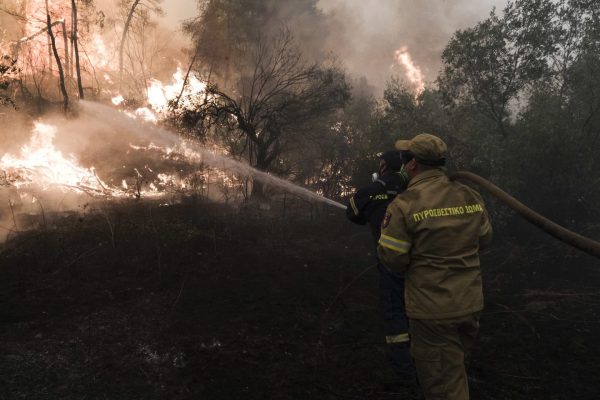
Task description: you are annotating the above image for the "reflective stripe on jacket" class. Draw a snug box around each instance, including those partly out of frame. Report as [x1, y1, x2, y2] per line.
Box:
[345, 172, 407, 242]
[377, 169, 493, 319]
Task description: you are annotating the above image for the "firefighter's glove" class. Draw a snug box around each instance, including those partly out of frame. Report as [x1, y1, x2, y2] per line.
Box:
[374, 172, 399, 188]
[372, 172, 388, 186]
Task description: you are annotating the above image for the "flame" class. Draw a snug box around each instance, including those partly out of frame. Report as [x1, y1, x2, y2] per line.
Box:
[112, 67, 209, 123]
[145, 67, 208, 116]
[394, 47, 425, 94]
[0, 122, 115, 195]
[0, 120, 243, 202]
[2, 3, 245, 206]
[111, 95, 125, 106]
[87, 33, 115, 70]
[132, 107, 158, 123]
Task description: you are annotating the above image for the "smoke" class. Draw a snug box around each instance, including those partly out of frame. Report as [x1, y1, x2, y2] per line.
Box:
[77, 101, 346, 209]
[318, 0, 508, 93]
[1, 0, 513, 240]
[0, 0, 190, 100]
[3, 0, 509, 95]
[0, 101, 345, 240]
[157, 0, 509, 93]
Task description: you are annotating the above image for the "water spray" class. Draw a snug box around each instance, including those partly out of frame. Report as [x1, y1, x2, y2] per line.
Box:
[449, 171, 600, 260]
[78, 101, 346, 210]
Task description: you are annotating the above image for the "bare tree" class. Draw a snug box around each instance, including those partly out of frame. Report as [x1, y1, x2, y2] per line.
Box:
[119, 0, 140, 88]
[71, 0, 83, 99]
[188, 29, 349, 169]
[4, 0, 79, 106]
[118, 0, 162, 89]
[174, 29, 349, 197]
[45, 0, 68, 112]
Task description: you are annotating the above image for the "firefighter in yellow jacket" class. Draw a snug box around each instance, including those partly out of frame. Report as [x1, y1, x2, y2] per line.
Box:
[377, 133, 493, 400]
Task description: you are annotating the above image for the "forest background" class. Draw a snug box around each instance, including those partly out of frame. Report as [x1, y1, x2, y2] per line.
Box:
[1, 1, 599, 399]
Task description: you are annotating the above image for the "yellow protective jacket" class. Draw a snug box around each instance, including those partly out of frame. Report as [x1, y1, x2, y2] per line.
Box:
[377, 169, 492, 319]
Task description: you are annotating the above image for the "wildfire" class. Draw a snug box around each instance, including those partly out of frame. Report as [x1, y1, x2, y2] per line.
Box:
[88, 33, 115, 70]
[394, 47, 425, 94]
[0, 118, 243, 202]
[111, 95, 125, 106]
[1, 35, 215, 200]
[20, 0, 62, 66]
[147, 67, 207, 112]
[121, 67, 209, 123]
[0, 122, 117, 196]
[1, 1, 275, 208]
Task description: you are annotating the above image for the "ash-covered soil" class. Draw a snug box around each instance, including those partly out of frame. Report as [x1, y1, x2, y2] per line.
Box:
[0, 199, 598, 399]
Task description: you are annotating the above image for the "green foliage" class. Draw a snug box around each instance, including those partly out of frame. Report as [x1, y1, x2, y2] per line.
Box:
[350, 1, 600, 248]
[435, 0, 600, 240]
[438, 0, 556, 135]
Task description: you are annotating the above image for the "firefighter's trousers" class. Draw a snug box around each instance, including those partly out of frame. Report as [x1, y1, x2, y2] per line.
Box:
[409, 313, 480, 400]
[377, 262, 413, 377]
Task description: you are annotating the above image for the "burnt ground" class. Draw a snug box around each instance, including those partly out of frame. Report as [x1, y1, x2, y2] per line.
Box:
[0, 198, 599, 400]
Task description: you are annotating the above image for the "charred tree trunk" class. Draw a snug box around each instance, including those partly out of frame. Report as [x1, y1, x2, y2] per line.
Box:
[71, 0, 84, 99]
[61, 21, 69, 82]
[119, 0, 141, 89]
[250, 144, 274, 199]
[46, 6, 69, 113]
[47, 27, 52, 70]
[255, 146, 272, 172]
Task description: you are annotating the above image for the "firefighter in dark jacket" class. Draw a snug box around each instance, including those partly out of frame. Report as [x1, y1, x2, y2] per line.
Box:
[346, 150, 415, 382]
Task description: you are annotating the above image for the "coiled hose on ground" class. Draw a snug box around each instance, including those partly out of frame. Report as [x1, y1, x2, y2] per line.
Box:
[449, 171, 600, 260]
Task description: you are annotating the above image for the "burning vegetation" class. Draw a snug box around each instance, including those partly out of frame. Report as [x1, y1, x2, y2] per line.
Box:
[0, 0, 599, 399]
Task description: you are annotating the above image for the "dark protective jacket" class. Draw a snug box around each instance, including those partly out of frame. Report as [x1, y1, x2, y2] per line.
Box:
[346, 172, 409, 243]
[377, 169, 493, 319]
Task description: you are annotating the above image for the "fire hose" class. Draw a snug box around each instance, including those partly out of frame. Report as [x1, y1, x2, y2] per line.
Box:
[449, 171, 600, 260]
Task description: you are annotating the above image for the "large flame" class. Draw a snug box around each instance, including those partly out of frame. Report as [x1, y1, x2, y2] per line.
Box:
[147, 67, 207, 113]
[122, 67, 209, 123]
[0, 122, 118, 196]
[0, 120, 242, 201]
[2, 2, 244, 205]
[0, 53, 217, 199]
[394, 47, 425, 94]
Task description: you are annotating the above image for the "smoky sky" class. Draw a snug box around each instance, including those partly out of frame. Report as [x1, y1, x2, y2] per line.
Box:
[317, 0, 509, 92]
[159, 0, 508, 93]
[0, 0, 508, 92]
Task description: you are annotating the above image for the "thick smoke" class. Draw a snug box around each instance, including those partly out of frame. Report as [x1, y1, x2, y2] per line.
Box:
[3, 0, 508, 94]
[0, 101, 345, 241]
[157, 0, 508, 93]
[1, 0, 511, 240]
[318, 0, 508, 92]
